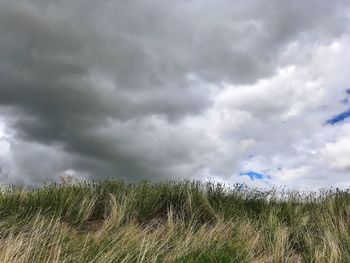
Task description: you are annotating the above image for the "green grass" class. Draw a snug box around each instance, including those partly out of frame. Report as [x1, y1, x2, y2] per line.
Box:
[0, 179, 349, 262]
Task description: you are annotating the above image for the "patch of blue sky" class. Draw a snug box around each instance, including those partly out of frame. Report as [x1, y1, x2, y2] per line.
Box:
[239, 171, 271, 181]
[326, 108, 350, 125]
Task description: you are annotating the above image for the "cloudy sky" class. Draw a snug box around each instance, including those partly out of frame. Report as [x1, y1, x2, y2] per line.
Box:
[0, 0, 350, 188]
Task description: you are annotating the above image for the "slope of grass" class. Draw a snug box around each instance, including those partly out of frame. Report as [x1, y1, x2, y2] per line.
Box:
[0, 180, 349, 262]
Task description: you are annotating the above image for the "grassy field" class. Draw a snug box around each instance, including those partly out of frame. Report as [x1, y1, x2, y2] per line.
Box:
[0, 179, 349, 262]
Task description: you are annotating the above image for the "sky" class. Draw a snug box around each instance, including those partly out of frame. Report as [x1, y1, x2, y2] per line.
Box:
[0, 0, 350, 188]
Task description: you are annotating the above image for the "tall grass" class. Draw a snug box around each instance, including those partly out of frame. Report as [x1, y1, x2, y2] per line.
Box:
[0, 180, 349, 262]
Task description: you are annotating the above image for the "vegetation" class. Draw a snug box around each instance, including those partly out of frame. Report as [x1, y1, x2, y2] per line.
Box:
[0, 179, 349, 262]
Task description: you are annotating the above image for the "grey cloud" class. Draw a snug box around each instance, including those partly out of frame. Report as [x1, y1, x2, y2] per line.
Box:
[0, 0, 349, 183]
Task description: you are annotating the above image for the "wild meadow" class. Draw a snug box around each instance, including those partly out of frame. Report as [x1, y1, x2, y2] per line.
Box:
[0, 179, 349, 262]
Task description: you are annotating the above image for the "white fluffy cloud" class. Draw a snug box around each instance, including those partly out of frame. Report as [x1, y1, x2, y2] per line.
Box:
[320, 124, 350, 171]
[188, 36, 350, 188]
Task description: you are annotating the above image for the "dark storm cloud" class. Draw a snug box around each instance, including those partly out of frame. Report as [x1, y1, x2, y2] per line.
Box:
[0, 0, 349, 183]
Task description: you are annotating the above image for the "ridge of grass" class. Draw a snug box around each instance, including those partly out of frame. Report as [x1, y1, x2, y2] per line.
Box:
[0, 180, 349, 262]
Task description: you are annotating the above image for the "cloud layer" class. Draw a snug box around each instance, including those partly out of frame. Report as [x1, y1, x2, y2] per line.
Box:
[0, 0, 350, 188]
